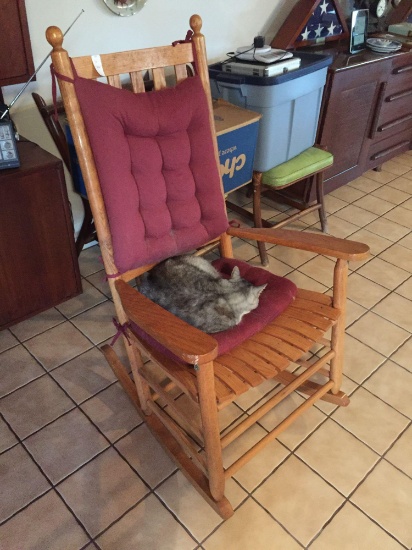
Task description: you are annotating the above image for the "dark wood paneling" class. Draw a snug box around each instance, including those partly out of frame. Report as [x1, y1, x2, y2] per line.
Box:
[318, 59, 391, 185]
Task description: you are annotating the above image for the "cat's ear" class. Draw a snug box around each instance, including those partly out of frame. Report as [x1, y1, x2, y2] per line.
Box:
[231, 266, 241, 280]
[255, 284, 267, 297]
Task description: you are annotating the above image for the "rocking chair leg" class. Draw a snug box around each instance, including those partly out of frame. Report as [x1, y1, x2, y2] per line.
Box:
[126, 340, 152, 414]
[101, 344, 142, 412]
[316, 173, 328, 234]
[144, 407, 234, 519]
[196, 361, 226, 503]
[253, 171, 269, 266]
[330, 259, 348, 394]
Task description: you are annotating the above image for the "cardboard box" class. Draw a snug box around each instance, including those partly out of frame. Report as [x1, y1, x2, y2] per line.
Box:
[213, 99, 261, 194]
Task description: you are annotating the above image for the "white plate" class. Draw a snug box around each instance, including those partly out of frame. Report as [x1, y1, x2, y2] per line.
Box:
[367, 44, 402, 53]
[103, 0, 147, 16]
[366, 38, 402, 49]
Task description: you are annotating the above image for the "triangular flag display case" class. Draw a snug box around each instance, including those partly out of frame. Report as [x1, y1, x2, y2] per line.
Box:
[387, 0, 412, 25]
[272, 0, 349, 49]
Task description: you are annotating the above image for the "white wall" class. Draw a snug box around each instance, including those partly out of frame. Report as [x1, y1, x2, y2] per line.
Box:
[3, 0, 298, 232]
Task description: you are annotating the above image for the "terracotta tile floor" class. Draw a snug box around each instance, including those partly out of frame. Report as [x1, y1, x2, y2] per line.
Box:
[1, 154, 412, 549]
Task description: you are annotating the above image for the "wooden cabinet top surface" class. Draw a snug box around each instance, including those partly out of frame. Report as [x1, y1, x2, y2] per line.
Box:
[304, 41, 411, 72]
[0, 140, 61, 179]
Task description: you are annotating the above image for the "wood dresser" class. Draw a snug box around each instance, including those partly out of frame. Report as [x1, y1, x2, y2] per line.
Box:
[315, 43, 412, 195]
[0, 140, 82, 330]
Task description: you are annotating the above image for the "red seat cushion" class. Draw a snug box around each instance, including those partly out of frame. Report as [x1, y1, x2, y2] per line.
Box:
[130, 258, 297, 357]
[74, 75, 228, 272]
[210, 258, 297, 355]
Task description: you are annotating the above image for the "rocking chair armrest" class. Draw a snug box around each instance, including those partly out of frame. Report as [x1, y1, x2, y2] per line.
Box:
[226, 227, 370, 261]
[115, 279, 218, 365]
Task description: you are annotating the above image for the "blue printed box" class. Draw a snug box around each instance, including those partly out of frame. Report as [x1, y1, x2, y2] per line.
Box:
[213, 100, 261, 194]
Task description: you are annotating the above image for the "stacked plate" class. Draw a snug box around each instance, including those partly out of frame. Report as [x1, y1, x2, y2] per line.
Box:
[366, 38, 402, 53]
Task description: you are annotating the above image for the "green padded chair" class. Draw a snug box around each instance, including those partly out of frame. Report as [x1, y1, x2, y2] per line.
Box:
[227, 146, 333, 266]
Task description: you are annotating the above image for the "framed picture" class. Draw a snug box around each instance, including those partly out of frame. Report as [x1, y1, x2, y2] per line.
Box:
[350, 9, 369, 52]
[272, 0, 350, 49]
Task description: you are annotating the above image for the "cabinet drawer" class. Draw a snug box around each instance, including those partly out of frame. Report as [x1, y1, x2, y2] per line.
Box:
[375, 54, 412, 139]
[384, 53, 412, 95]
[377, 95, 412, 137]
[367, 127, 412, 169]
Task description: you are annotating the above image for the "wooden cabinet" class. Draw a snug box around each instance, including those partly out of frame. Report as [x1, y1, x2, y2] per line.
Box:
[316, 46, 412, 194]
[367, 52, 412, 169]
[0, 0, 35, 89]
[0, 140, 82, 330]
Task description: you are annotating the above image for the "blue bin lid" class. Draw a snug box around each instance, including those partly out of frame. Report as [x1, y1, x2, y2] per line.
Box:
[208, 51, 333, 86]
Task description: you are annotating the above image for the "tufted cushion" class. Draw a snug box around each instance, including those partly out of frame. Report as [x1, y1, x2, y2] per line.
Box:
[130, 258, 297, 358]
[74, 75, 229, 272]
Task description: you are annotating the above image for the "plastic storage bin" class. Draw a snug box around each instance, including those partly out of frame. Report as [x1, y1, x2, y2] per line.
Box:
[209, 52, 332, 172]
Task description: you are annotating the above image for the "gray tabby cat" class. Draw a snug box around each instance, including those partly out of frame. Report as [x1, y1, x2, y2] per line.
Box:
[139, 255, 267, 333]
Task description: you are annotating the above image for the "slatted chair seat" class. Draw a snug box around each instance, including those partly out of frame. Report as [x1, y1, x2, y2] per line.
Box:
[47, 14, 369, 520]
[118, 279, 344, 415]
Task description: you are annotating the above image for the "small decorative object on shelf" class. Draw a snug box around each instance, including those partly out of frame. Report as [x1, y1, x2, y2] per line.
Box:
[272, 0, 349, 49]
[350, 9, 369, 52]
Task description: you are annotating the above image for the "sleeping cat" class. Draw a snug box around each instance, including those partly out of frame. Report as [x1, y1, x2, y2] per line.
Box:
[138, 255, 267, 333]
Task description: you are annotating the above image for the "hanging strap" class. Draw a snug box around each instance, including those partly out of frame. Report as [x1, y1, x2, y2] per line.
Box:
[50, 57, 79, 121]
[228, 219, 242, 228]
[172, 30, 198, 75]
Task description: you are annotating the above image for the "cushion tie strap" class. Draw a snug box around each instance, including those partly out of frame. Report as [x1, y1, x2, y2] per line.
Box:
[229, 219, 242, 228]
[171, 29, 193, 47]
[172, 30, 197, 75]
[110, 318, 132, 347]
[50, 57, 79, 121]
[97, 255, 122, 280]
[105, 272, 122, 280]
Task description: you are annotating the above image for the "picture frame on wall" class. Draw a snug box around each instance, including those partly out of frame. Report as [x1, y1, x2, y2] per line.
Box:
[271, 0, 350, 49]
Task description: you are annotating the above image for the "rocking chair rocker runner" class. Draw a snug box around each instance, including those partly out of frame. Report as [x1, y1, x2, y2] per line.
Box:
[47, 15, 369, 519]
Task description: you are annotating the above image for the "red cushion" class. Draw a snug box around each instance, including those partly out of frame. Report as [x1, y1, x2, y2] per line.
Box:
[210, 258, 297, 355]
[74, 75, 228, 272]
[130, 258, 297, 358]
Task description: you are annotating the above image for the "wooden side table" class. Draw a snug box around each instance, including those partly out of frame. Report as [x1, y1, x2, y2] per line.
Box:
[0, 140, 82, 329]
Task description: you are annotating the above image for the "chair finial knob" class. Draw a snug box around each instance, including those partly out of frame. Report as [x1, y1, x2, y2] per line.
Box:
[46, 26, 64, 50]
[190, 14, 202, 35]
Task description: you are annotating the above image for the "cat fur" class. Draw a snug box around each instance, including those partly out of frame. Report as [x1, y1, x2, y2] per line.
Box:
[138, 255, 267, 333]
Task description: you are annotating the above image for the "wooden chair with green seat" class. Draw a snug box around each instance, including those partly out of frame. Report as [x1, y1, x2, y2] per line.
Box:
[253, 146, 333, 265]
[47, 14, 369, 520]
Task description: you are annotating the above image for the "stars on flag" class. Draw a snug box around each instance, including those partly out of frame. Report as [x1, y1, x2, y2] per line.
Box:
[298, 1, 343, 42]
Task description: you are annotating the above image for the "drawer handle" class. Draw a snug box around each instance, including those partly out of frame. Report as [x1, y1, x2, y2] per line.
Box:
[393, 64, 412, 74]
[369, 82, 387, 140]
[386, 89, 412, 102]
[379, 112, 412, 132]
[371, 140, 410, 161]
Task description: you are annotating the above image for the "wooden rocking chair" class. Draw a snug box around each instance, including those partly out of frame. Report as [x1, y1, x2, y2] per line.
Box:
[47, 15, 369, 519]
